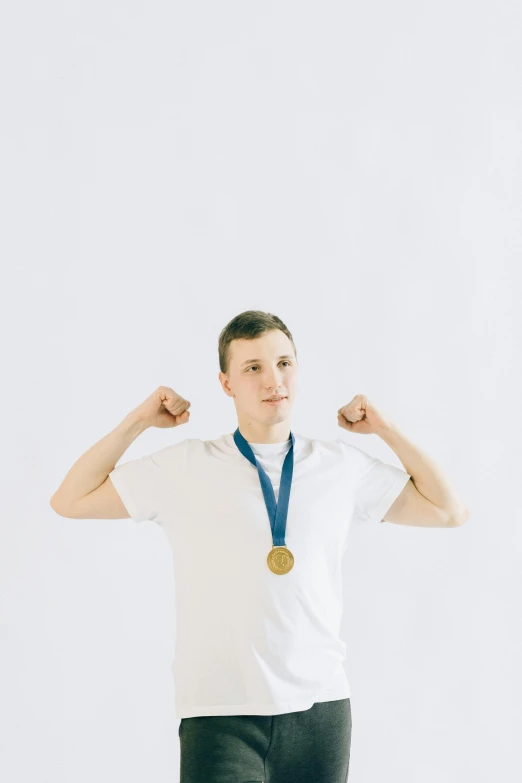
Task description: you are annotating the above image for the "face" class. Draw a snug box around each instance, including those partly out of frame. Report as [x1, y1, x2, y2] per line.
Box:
[218, 330, 298, 429]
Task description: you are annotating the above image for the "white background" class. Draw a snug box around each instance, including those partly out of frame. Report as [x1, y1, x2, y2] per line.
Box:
[1, 1, 520, 781]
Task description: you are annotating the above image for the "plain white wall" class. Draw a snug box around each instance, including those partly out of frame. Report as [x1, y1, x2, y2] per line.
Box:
[1, 1, 520, 781]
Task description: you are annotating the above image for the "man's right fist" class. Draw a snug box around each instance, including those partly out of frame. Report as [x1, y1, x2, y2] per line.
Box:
[131, 386, 191, 429]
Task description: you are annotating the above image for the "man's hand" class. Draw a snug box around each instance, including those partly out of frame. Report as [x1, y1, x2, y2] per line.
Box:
[131, 386, 191, 429]
[337, 394, 394, 435]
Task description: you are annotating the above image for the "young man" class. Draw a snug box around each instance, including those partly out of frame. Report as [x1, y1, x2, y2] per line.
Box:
[50, 310, 469, 783]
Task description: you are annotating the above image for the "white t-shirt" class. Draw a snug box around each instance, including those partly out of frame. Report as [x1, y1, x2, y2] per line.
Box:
[108, 431, 411, 719]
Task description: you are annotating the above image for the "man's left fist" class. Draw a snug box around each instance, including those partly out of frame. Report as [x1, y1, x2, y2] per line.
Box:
[337, 394, 394, 435]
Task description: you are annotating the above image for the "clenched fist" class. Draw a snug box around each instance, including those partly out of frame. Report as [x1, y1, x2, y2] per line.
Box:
[337, 394, 394, 435]
[131, 386, 191, 429]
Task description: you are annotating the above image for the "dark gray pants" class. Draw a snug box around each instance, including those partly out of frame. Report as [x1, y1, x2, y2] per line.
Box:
[178, 697, 352, 783]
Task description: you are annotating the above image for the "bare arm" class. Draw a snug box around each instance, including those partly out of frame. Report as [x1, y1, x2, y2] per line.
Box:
[338, 394, 470, 527]
[50, 386, 191, 519]
[50, 414, 149, 517]
[377, 424, 470, 525]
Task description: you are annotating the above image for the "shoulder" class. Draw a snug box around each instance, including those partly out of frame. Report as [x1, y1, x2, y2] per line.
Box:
[150, 434, 234, 467]
[333, 437, 376, 465]
[146, 438, 193, 470]
[304, 436, 385, 475]
[304, 435, 369, 462]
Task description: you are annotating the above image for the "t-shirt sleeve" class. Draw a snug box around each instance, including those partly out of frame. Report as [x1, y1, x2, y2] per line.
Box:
[338, 439, 411, 525]
[108, 439, 189, 525]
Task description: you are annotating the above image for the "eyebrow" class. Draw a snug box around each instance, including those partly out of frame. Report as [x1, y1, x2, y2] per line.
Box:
[240, 355, 294, 367]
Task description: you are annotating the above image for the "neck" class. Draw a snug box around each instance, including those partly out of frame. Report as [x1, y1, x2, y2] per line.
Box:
[235, 416, 291, 444]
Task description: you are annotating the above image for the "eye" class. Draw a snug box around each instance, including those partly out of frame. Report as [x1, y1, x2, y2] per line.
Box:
[246, 361, 291, 372]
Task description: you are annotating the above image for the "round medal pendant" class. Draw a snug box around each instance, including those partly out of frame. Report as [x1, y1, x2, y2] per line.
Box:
[267, 546, 294, 575]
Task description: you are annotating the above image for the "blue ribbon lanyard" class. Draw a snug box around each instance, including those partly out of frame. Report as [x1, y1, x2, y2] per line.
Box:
[233, 427, 295, 548]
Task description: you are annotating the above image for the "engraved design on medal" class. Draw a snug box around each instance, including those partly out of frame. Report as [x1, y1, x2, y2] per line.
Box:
[267, 546, 294, 574]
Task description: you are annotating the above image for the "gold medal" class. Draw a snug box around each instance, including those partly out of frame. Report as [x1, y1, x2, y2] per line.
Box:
[267, 545, 294, 574]
[232, 428, 296, 577]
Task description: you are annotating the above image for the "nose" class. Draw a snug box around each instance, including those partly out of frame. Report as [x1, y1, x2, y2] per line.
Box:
[265, 386, 286, 398]
[264, 370, 285, 390]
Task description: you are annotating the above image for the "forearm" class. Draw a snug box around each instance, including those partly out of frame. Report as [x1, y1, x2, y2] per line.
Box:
[51, 414, 149, 507]
[377, 424, 469, 520]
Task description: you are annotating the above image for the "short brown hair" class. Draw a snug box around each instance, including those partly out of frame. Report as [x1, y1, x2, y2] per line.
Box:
[218, 310, 297, 375]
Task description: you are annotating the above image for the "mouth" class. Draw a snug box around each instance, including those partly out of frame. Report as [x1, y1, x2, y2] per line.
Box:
[263, 396, 287, 405]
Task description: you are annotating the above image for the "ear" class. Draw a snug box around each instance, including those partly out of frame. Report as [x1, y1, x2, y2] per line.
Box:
[218, 371, 235, 398]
